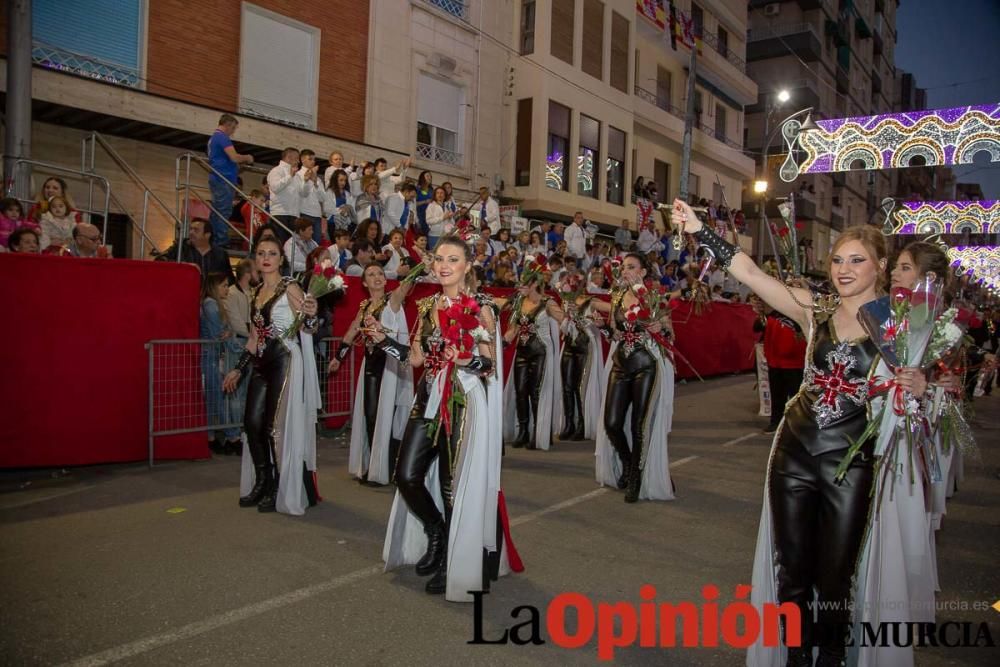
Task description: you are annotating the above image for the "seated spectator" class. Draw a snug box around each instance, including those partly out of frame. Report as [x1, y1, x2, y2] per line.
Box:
[547, 222, 565, 248]
[587, 266, 609, 294]
[7, 226, 40, 253]
[660, 261, 680, 289]
[514, 230, 531, 254]
[548, 254, 566, 289]
[493, 262, 517, 287]
[38, 196, 78, 252]
[408, 232, 428, 264]
[711, 285, 731, 303]
[525, 230, 546, 258]
[473, 239, 490, 268]
[330, 229, 353, 271]
[284, 218, 319, 274]
[490, 228, 511, 256]
[353, 217, 382, 248]
[67, 223, 106, 258]
[637, 223, 664, 254]
[0, 197, 39, 248]
[346, 240, 375, 276]
[29, 177, 84, 223]
[157, 217, 235, 282]
[380, 229, 411, 279]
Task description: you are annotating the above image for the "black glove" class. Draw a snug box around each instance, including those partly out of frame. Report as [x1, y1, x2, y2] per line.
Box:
[377, 337, 411, 363]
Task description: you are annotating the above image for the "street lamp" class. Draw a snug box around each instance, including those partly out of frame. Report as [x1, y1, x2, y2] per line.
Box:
[777, 89, 791, 104]
[753, 180, 769, 194]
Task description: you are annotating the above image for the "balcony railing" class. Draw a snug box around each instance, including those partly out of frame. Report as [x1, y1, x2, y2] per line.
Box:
[696, 121, 743, 151]
[421, 0, 469, 21]
[634, 86, 685, 120]
[747, 22, 821, 43]
[416, 142, 463, 167]
[699, 30, 746, 74]
[32, 42, 140, 88]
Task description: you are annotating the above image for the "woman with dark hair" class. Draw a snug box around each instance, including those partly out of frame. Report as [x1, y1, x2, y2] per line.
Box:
[592, 253, 675, 503]
[353, 218, 382, 248]
[376, 234, 521, 600]
[415, 171, 434, 234]
[223, 237, 321, 515]
[330, 263, 414, 486]
[669, 200, 928, 666]
[556, 268, 606, 441]
[424, 186, 453, 247]
[325, 168, 356, 237]
[29, 176, 84, 223]
[501, 257, 565, 450]
[354, 175, 385, 243]
[631, 176, 646, 202]
[201, 273, 242, 454]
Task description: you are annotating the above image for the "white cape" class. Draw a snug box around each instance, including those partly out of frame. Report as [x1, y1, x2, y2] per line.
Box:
[593, 341, 675, 500]
[502, 310, 563, 450]
[240, 330, 321, 516]
[347, 305, 414, 484]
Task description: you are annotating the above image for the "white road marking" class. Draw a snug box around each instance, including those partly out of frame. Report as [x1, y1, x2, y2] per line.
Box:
[720, 432, 764, 448]
[0, 485, 94, 510]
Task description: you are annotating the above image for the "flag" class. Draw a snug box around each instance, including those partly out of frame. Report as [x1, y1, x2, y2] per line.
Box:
[668, 1, 678, 50]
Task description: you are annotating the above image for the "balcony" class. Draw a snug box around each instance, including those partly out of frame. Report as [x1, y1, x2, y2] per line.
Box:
[700, 30, 747, 74]
[871, 70, 882, 94]
[746, 78, 821, 115]
[694, 120, 743, 151]
[420, 0, 468, 21]
[855, 16, 872, 39]
[875, 0, 886, 13]
[832, 172, 846, 188]
[830, 205, 845, 231]
[747, 23, 822, 62]
[415, 142, 463, 167]
[873, 30, 884, 55]
[825, 18, 849, 46]
[836, 65, 849, 94]
[634, 85, 685, 121]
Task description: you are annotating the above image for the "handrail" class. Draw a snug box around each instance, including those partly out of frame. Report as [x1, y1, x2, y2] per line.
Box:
[82, 132, 181, 257]
[5, 157, 112, 237]
[175, 152, 298, 265]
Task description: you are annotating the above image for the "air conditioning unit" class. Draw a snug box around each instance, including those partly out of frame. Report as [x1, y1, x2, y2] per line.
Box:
[764, 3, 781, 17]
[428, 53, 458, 77]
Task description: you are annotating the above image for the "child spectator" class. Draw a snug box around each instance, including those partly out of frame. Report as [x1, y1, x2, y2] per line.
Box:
[240, 189, 267, 243]
[39, 195, 78, 251]
[0, 197, 38, 247]
[29, 177, 84, 223]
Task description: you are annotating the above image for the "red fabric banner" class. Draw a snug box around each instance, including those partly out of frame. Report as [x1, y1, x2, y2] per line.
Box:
[669, 299, 757, 379]
[0, 254, 206, 467]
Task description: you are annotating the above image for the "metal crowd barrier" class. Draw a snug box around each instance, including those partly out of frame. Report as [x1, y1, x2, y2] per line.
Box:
[146, 337, 355, 467]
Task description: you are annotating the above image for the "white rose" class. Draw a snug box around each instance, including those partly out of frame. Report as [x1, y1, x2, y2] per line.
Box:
[943, 322, 962, 344]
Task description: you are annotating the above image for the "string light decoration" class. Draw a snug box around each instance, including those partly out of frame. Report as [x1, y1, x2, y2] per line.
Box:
[948, 245, 1000, 294]
[885, 199, 1000, 235]
[779, 104, 1000, 182]
[545, 153, 565, 190]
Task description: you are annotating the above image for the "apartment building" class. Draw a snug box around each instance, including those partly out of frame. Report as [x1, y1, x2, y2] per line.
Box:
[504, 0, 756, 229]
[1, 0, 478, 255]
[745, 0, 898, 259]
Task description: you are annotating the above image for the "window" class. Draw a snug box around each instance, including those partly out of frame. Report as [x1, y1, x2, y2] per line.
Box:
[688, 172, 701, 200]
[607, 126, 625, 205]
[32, 0, 144, 88]
[610, 12, 629, 93]
[654, 160, 670, 206]
[715, 104, 727, 141]
[520, 1, 536, 55]
[578, 115, 600, 199]
[416, 73, 464, 166]
[582, 0, 604, 80]
[240, 5, 320, 129]
[547, 102, 571, 191]
[691, 3, 704, 37]
[717, 26, 728, 57]
[515, 99, 533, 187]
[551, 0, 575, 65]
[694, 91, 704, 124]
[656, 67, 672, 110]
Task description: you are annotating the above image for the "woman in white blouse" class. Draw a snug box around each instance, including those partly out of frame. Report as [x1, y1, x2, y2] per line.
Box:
[380, 229, 412, 280]
[423, 186, 454, 247]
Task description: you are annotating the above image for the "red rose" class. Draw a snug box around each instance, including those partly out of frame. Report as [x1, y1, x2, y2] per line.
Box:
[777, 227, 790, 238]
[323, 266, 336, 279]
[890, 286, 913, 304]
[313, 263, 323, 275]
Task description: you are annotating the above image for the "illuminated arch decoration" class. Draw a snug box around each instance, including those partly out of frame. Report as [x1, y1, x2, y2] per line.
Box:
[947, 245, 1000, 293]
[886, 200, 1000, 235]
[779, 104, 1000, 182]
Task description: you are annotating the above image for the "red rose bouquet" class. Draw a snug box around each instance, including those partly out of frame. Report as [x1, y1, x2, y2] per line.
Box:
[286, 263, 346, 337]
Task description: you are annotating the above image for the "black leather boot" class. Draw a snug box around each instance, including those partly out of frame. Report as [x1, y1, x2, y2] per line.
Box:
[558, 390, 575, 440]
[415, 522, 446, 576]
[425, 538, 448, 594]
[624, 459, 642, 503]
[815, 653, 844, 667]
[512, 421, 529, 448]
[785, 647, 813, 667]
[257, 465, 278, 513]
[239, 465, 267, 507]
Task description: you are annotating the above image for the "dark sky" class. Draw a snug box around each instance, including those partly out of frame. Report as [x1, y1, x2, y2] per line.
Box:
[894, 0, 1000, 198]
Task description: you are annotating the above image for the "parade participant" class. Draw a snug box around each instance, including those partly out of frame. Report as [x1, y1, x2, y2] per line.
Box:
[501, 256, 565, 451]
[556, 268, 605, 441]
[669, 199, 927, 666]
[223, 238, 321, 515]
[330, 264, 414, 485]
[378, 234, 519, 600]
[592, 253, 675, 503]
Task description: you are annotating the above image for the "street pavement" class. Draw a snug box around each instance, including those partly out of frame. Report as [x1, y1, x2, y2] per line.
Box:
[1, 374, 997, 666]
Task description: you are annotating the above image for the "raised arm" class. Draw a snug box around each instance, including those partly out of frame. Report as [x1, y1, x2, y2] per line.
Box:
[388, 280, 415, 313]
[546, 298, 566, 325]
[670, 199, 811, 330]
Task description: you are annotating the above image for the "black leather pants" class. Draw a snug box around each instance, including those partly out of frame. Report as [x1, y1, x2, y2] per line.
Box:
[767, 367, 804, 428]
[394, 383, 466, 530]
[769, 430, 874, 657]
[363, 348, 387, 451]
[560, 332, 588, 433]
[603, 347, 657, 472]
[244, 341, 289, 469]
[514, 337, 546, 431]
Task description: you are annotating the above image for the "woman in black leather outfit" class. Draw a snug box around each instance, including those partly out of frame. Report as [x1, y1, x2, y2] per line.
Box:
[557, 269, 603, 441]
[670, 201, 926, 667]
[502, 265, 565, 450]
[329, 264, 413, 485]
[223, 238, 320, 515]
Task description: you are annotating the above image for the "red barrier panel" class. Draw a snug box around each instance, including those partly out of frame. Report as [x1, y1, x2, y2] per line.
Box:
[670, 299, 757, 379]
[0, 254, 206, 467]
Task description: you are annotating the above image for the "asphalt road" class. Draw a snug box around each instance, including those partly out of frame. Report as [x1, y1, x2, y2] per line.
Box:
[1, 374, 997, 666]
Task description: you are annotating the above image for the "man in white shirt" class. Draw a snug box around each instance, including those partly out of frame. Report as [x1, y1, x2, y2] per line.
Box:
[373, 157, 409, 202]
[475, 187, 501, 235]
[297, 149, 327, 241]
[266, 147, 301, 243]
[564, 211, 587, 267]
[384, 183, 417, 233]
